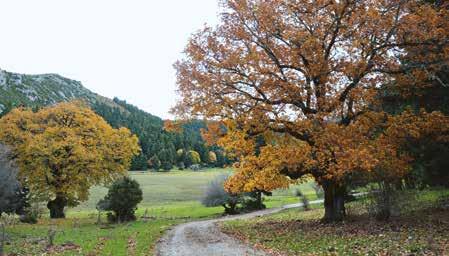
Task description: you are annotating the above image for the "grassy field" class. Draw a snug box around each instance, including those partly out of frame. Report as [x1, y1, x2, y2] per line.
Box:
[222, 189, 449, 256]
[74, 168, 234, 212]
[72, 168, 317, 213]
[3, 168, 315, 255]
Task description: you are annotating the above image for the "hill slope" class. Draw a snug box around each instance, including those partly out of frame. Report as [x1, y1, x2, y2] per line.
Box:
[0, 68, 223, 170]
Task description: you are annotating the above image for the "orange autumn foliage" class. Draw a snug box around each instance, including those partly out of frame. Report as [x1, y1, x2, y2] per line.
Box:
[173, 0, 449, 200]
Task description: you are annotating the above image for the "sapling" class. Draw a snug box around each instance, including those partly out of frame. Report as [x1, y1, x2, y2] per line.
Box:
[47, 226, 57, 247]
[295, 189, 310, 211]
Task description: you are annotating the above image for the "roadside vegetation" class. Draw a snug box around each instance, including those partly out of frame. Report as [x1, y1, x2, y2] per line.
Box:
[2, 169, 310, 255]
[0, 0, 448, 255]
[222, 189, 449, 256]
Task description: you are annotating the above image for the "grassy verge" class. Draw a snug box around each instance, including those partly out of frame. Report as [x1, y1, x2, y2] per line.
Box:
[221, 189, 449, 256]
[3, 169, 313, 255]
[4, 201, 224, 256]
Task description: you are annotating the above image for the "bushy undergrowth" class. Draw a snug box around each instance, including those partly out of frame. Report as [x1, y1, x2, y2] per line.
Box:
[201, 174, 241, 214]
[222, 189, 449, 256]
[97, 177, 143, 223]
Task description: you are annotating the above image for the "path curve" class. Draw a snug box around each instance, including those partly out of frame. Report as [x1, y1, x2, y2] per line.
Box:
[155, 199, 323, 256]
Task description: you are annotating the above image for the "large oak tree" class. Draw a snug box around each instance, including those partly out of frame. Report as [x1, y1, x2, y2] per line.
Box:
[174, 0, 449, 221]
[0, 102, 140, 218]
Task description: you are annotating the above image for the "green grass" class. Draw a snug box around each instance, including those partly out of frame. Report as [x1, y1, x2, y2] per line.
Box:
[5, 200, 226, 255]
[74, 168, 234, 212]
[5, 217, 176, 255]
[221, 188, 449, 256]
[4, 168, 315, 255]
[73, 168, 316, 212]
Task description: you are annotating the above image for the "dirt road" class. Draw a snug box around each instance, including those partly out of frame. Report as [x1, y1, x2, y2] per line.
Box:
[155, 199, 324, 256]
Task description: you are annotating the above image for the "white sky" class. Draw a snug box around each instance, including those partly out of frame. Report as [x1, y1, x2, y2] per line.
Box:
[0, 0, 219, 118]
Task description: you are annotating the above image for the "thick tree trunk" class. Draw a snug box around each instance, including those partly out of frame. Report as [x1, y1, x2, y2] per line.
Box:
[47, 194, 67, 219]
[322, 181, 346, 222]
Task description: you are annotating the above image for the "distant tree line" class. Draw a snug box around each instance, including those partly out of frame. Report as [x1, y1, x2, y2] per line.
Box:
[1, 96, 231, 172]
[92, 98, 231, 171]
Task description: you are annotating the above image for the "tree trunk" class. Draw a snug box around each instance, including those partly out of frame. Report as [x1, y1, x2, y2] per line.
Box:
[322, 181, 346, 222]
[47, 194, 67, 219]
[256, 191, 263, 209]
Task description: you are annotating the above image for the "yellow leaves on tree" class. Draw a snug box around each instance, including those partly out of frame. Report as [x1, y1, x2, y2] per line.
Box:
[208, 151, 217, 163]
[188, 150, 201, 165]
[0, 102, 140, 218]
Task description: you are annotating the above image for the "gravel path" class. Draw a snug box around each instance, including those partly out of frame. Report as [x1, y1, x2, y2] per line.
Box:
[155, 199, 324, 256]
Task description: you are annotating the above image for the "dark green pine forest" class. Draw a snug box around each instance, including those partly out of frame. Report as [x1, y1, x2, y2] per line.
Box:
[93, 98, 230, 171]
[0, 69, 229, 171]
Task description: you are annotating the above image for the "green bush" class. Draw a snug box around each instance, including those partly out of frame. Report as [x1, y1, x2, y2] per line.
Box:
[161, 161, 173, 171]
[97, 177, 143, 223]
[241, 191, 269, 211]
[295, 189, 310, 211]
[365, 182, 401, 221]
[19, 206, 39, 224]
[190, 164, 201, 171]
[148, 155, 161, 171]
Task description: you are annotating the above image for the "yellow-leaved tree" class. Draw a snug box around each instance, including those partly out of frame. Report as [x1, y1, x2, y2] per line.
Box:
[0, 102, 140, 218]
[173, 0, 449, 222]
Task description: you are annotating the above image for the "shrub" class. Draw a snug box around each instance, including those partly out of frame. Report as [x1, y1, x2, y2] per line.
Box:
[190, 164, 201, 171]
[97, 177, 143, 223]
[241, 191, 269, 211]
[18, 203, 42, 224]
[187, 150, 201, 165]
[161, 161, 173, 171]
[208, 151, 217, 164]
[365, 182, 400, 221]
[311, 183, 324, 199]
[201, 174, 242, 214]
[148, 155, 161, 171]
[295, 189, 310, 211]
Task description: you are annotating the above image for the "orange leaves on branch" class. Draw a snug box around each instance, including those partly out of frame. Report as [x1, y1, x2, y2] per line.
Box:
[225, 138, 313, 194]
[215, 120, 256, 160]
[201, 121, 226, 146]
[174, 0, 449, 193]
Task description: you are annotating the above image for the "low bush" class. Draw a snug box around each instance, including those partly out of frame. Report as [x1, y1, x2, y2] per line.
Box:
[311, 183, 324, 199]
[19, 205, 40, 224]
[97, 177, 143, 223]
[241, 191, 270, 211]
[365, 183, 399, 221]
[364, 182, 421, 221]
[201, 174, 242, 214]
[295, 189, 310, 211]
[190, 164, 201, 171]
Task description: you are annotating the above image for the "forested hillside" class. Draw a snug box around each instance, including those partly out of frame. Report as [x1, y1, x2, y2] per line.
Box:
[0, 68, 224, 170]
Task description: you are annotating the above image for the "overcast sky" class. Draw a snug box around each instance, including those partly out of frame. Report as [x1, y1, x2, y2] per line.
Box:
[0, 1, 219, 118]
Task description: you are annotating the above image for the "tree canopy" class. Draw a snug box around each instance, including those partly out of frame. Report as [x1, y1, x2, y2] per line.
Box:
[174, 0, 449, 221]
[0, 102, 140, 218]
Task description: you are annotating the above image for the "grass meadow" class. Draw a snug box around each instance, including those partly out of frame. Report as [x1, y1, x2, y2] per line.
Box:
[3, 168, 315, 255]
